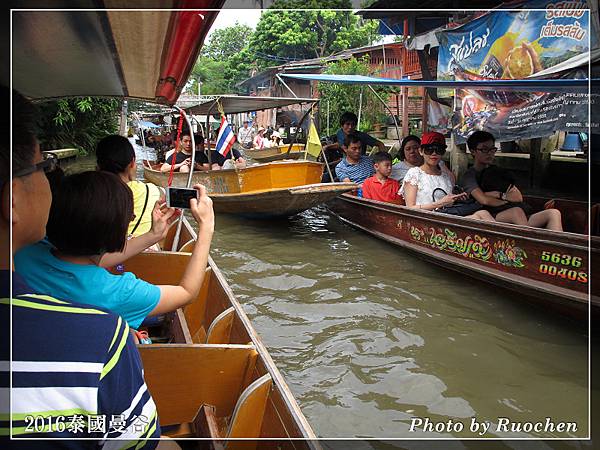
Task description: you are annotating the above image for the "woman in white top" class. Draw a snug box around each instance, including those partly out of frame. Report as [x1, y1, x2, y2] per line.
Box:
[400, 132, 494, 220]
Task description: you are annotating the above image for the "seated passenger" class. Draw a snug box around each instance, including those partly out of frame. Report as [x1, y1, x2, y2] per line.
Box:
[15, 171, 215, 331]
[362, 152, 402, 203]
[209, 148, 246, 170]
[97, 134, 165, 238]
[462, 131, 562, 230]
[391, 135, 423, 182]
[253, 126, 266, 149]
[160, 132, 209, 173]
[400, 131, 494, 220]
[334, 133, 375, 185]
[325, 111, 386, 155]
[391, 133, 453, 183]
[2, 88, 160, 443]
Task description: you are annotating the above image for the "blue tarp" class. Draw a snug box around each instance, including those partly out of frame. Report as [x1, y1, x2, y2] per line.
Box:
[281, 73, 591, 93]
[137, 120, 161, 129]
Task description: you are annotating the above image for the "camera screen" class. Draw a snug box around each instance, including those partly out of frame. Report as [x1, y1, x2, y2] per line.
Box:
[167, 187, 197, 209]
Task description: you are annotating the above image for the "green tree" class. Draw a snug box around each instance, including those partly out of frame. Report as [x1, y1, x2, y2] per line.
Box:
[201, 23, 253, 60]
[36, 97, 120, 154]
[249, 0, 379, 69]
[318, 57, 389, 136]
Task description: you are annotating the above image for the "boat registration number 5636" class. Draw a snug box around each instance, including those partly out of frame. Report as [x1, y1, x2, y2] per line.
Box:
[538, 251, 587, 283]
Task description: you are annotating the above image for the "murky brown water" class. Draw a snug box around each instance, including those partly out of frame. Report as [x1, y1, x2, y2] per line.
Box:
[69, 146, 591, 440]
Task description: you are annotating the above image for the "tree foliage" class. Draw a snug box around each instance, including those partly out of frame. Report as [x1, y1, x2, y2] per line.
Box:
[36, 97, 120, 154]
[249, 0, 379, 69]
[201, 23, 253, 60]
[318, 57, 389, 136]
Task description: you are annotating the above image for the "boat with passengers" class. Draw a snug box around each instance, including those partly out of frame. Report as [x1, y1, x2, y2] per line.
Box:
[280, 72, 598, 322]
[12, 5, 318, 444]
[143, 94, 356, 217]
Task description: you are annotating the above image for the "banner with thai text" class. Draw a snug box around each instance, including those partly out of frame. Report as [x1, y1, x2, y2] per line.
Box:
[436, 1, 591, 142]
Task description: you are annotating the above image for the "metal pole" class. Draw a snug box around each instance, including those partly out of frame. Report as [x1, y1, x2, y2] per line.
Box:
[357, 87, 363, 129]
[367, 85, 400, 149]
[171, 106, 196, 252]
[326, 100, 330, 136]
[276, 74, 298, 98]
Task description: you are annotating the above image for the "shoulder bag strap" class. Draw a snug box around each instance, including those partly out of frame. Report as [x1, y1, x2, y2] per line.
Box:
[130, 184, 150, 235]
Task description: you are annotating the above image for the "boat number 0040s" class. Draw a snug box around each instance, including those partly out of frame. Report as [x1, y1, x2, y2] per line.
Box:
[538, 251, 587, 283]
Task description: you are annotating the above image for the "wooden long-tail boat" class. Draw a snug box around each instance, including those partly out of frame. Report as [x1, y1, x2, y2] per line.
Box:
[13, 7, 318, 443]
[144, 160, 356, 218]
[328, 193, 599, 322]
[120, 218, 317, 444]
[246, 143, 305, 163]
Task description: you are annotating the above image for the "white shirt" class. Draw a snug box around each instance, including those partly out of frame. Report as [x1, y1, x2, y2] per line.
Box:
[400, 166, 454, 206]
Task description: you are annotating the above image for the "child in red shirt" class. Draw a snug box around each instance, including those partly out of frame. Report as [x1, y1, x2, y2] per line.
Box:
[362, 152, 402, 203]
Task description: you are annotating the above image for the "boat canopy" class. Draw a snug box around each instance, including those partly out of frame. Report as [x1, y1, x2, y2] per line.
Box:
[281, 73, 591, 93]
[11, 3, 223, 105]
[185, 95, 319, 115]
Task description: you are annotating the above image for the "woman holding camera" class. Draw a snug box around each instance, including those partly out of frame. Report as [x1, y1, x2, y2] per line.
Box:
[15, 171, 215, 330]
[400, 132, 494, 221]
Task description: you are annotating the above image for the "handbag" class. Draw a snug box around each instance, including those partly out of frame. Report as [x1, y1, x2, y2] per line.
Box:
[432, 187, 484, 216]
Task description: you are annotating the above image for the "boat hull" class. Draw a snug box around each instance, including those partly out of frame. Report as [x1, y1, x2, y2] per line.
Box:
[328, 193, 598, 322]
[144, 160, 355, 217]
[127, 218, 317, 443]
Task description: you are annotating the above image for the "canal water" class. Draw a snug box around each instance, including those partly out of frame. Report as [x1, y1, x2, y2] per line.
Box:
[71, 146, 591, 440]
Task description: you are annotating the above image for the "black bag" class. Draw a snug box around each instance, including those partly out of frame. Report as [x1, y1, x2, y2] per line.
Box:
[432, 187, 484, 216]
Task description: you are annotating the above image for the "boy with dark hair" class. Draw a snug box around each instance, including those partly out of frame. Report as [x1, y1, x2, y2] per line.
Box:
[1, 88, 161, 445]
[335, 133, 375, 184]
[362, 152, 401, 203]
[461, 130, 562, 230]
[323, 111, 386, 156]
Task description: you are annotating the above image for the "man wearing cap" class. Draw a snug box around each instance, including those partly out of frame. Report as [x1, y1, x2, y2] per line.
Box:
[238, 120, 254, 149]
[324, 111, 386, 156]
[253, 126, 266, 149]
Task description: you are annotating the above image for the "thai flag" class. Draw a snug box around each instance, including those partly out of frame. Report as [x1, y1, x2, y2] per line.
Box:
[216, 116, 236, 157]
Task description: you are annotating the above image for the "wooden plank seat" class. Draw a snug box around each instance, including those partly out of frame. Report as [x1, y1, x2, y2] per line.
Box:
[206, 307, 235, 344]
[190, 374, 274, 447]
[138, 344, 259, 429]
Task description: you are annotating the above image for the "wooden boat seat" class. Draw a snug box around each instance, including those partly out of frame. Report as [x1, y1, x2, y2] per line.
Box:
[206, 307, 235, 344]
[192, 373, 273, 445]
[179, 239, 195, 252]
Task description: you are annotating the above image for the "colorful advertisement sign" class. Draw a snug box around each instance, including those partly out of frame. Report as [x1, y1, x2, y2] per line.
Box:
[436, 1, 591, 142]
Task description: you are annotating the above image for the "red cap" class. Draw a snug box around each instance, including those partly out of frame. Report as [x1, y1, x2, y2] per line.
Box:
[421, 131, 446, 146]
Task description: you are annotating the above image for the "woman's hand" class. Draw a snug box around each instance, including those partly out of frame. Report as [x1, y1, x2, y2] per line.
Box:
[437, 192, 468, 207]
[189, 184, 214, 234]
[149, 196, 179, 241]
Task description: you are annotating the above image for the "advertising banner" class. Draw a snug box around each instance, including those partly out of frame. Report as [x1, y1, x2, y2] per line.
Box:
[436, 1, 591, 142]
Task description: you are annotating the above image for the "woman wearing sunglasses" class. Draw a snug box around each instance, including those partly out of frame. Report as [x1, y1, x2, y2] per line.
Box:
[400, 132, 494, 220]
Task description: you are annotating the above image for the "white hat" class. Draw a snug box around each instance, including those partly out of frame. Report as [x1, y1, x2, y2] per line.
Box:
[257, 126, 265, 133]
[271, 131, 280, 138]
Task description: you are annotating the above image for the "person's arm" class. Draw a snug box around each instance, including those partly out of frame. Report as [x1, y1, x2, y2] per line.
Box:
[470, 187, 509, 206]
[160, 160, 187, 173]
[99, 200, 178, 268]
[149, 184, 215, 316]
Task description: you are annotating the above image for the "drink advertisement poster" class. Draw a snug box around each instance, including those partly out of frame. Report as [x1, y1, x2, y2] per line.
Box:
[436, 1, 592, 143]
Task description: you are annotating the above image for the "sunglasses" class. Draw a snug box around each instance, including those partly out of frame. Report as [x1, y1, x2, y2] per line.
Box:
[422, 145, 447, 156]
[14, 153, 58, 178]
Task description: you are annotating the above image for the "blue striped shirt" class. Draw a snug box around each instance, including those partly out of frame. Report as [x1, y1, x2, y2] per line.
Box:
[335, 155, 374, 184]
[1, 271, 160, 448]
